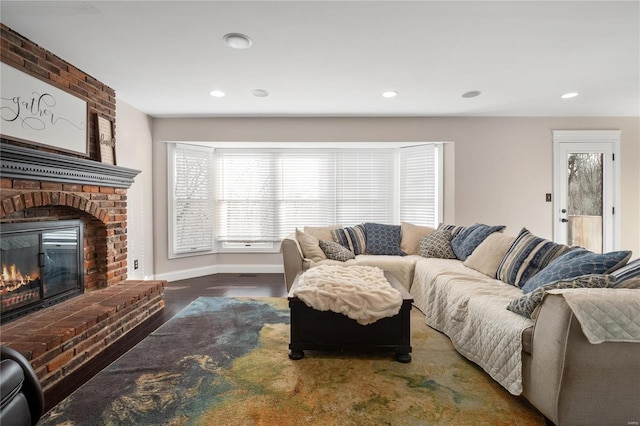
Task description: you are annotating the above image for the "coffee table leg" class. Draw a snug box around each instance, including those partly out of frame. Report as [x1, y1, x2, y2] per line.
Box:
[394, 351, 411, 363]
[289, 349, 305, 360]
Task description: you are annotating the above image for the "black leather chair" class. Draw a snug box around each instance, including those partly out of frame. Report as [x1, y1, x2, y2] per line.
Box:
[0, 346, 45, 426]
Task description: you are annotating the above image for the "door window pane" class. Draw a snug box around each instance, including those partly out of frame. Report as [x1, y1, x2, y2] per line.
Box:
[567, 153, 603, 252]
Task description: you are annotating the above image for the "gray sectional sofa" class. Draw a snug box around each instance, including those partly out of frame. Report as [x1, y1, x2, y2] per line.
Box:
[281, 222, 640, 426]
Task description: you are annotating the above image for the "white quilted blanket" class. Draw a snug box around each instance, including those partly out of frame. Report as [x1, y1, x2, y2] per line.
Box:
[546, 288, 640, 344]
[413, 259, 533, 395]
[293, 265, 402, 325]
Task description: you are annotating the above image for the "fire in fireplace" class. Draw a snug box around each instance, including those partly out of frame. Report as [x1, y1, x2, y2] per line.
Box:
[0, 219, 84, 323]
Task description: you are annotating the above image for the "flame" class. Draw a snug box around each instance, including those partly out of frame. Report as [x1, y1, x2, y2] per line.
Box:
[0, 263, 39, 293]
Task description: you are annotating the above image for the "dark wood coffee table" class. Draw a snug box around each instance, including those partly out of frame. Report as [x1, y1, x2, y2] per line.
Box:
[288, 271, 413, 362]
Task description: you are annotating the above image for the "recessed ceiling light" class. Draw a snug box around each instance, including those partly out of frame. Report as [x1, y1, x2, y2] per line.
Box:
[252, 89, 269, 97]
[561, 92, 579, 99]
[209, 90, 226, 97]
[382, 91, 398, 98]
[223, 33, 252, 49]
[462, 90, 481, 98]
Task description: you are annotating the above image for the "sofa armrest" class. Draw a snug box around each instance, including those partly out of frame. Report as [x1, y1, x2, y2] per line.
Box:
[280, 234, 311, 292]
[524, 292, 640, 425]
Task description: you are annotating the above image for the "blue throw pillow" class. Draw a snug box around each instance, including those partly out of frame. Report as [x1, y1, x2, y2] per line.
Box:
[363, 223, 405, 256]
[496, 228, 573, 287]
[450, 223, 506, 261]
[520, 248, 632, 293]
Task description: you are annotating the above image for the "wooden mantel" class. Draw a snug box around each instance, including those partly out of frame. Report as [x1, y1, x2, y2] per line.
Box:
[0, 142, 140, 188]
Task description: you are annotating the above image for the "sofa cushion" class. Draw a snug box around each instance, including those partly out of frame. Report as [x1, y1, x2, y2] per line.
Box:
[496, 228, 573, 287]
[419, 230, 457, 259]
[364, 223, 405, 256]
[354, 255, 419, 290]
[295, 228, 327, 262]
[507, 274, 615, 319]
[319, 240, 355, 262]
[611, 258, 640, 285]
[451, 223, 506, 261]
[463, 233, 516, 277]
[520, 248, 631, 293]
[332, 224, 366, 255]
[412, 257, 533, 395]
[400, 222, 435, 255]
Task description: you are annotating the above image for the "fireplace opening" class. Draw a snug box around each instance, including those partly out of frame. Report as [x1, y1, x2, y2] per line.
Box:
[1, 219, 84, 323]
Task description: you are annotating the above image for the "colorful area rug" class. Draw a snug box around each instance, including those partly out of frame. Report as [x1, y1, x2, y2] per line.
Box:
[41, 297, 544, 425]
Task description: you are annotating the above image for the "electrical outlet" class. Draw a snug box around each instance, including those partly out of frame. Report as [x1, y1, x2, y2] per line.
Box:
[546, 193, 552, 202]
[134, 259, 139, 270]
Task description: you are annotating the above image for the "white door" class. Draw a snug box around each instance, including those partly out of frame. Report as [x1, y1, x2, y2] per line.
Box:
[553, 131, 620, 253]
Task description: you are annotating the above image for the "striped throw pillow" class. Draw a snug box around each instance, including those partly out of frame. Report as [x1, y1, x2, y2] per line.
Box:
[437, 223, 465, 238]
[332, 224, 367, 255]
[611, 258, 640, 285]
[496, 228, 573, 287]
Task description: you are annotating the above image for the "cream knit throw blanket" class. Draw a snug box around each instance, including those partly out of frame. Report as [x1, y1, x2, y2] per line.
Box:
[293, 265, 403, 325]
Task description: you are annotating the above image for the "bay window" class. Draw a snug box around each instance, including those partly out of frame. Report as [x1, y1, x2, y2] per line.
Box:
[168, 143, 441, 256]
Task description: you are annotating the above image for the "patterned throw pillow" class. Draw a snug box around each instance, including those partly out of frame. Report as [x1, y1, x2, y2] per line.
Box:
[611, 258, 640, 285]
[419, 230, 457, 259]
[520, 248, 632, 293]
[507, 274, 615, 319]
[332, 224, 367, 255]
[450, 223, 506, 261]
[319, 240, 355, 261]
[363, 223, 405, 256]
[496, 228, 573, 287]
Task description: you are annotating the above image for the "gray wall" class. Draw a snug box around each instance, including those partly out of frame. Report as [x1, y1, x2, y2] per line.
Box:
[115, 99, 155, 280]
[149, 116, 639, 281]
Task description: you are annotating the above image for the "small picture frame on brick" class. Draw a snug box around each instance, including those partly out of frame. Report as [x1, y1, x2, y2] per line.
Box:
[96, 114, 116, 165]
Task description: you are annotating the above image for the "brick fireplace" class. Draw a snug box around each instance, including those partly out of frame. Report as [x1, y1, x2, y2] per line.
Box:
[0, 24, 164, 392]
[0, 143, 165, 391]
[1, 143, 138, 307]
[1, 143, 136, 293]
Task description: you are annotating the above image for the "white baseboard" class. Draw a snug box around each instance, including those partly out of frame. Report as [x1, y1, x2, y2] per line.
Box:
[154, 264, 284, 282]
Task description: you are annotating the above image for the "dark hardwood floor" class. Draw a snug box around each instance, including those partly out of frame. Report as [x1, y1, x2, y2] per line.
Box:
[44, 273, 287, 413]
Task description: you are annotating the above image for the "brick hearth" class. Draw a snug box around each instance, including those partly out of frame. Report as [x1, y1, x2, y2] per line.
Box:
[0, 280, 164, 391]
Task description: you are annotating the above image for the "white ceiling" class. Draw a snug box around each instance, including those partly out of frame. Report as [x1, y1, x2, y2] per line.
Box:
[2, 1, 639, 118]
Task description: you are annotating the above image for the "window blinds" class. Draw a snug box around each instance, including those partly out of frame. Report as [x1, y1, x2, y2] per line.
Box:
[399, 144, 439, 228]
[335, 150, 395, 225]
[169, 144, 215, 255]
[215, 149, 396, 242]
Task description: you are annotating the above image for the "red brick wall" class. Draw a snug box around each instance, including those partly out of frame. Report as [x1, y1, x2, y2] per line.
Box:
[0, 179, 128, 289]
[1, 25, 126, 289]
[1, 23, 116, 160]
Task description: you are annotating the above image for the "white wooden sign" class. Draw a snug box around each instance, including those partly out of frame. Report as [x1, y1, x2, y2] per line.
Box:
[0, 62, 88, 155]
